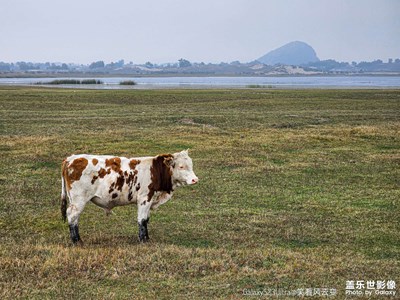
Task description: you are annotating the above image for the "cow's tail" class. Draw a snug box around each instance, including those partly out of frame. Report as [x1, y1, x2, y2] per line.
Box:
[61, 161, 68, 222]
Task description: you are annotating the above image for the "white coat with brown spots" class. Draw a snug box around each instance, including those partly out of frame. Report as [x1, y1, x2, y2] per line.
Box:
[61, 150, 198, 244]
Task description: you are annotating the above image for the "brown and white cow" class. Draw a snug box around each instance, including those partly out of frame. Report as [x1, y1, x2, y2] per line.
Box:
[61, 150, 198, 244]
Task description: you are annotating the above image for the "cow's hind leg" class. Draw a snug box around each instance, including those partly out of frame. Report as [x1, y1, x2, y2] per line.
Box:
[67, 201, 87, 245]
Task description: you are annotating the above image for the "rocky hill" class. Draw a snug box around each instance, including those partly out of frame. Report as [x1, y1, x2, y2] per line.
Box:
[257, 41, 320, 66]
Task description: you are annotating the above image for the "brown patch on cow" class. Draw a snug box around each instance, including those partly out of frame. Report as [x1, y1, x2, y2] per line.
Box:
[129, 159, 140, 170]
[93, 166, 112, 184]
[112, 193, 118, 199]
[128, 190, 133, 201]
[98, 168, 111, 178]
[136, 183, 141, 191]
[122, 169, 138, 202]
[91, 175, 98, 184]
[115, 173, 125, 191]
[148, 154, 174, 202]
[62, 157, 88, 190]
[160, 154, 174, 167]
[109, 182, 115, 194]
[106, 157, 122, 173]
[125, 171, 136, 185]
[92, 158, 98, 166]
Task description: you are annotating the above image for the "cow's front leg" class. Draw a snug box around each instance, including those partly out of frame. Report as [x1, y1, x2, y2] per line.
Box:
[138, 218, 149, 242]
[137, 197, 152, 242]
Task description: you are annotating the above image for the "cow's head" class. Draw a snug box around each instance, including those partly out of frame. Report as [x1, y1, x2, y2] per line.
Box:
[167, 149, 198, 186]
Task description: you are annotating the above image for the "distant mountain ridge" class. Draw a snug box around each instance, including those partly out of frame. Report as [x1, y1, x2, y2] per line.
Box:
[257, 41, 320, 66]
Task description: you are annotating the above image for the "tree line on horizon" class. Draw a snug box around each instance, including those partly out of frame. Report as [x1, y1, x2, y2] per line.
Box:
[1, 57, 400, 74]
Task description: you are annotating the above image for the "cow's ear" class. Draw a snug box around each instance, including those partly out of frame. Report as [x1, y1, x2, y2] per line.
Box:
[163, 155, 175, 167]
[182, 149, 189, 155]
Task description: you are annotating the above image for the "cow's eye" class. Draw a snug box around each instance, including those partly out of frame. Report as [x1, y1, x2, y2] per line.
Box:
[179, 165, 185, 169]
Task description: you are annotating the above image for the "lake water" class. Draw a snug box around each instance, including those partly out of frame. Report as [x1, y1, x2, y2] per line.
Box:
[1, 76, 400, 89]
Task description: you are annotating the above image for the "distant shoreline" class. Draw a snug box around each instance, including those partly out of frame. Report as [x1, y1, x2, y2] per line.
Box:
[1, 72, 400, 79]
[1, 75, 399, 90]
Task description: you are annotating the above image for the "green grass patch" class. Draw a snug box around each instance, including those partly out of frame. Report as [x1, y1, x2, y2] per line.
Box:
[81, 79, 103, 84]
[246, 84, 274, 88]
[36, 79, 103, 85]
[119, 80, 137, 85]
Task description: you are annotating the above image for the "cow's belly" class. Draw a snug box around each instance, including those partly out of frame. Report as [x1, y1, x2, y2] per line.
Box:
[90, 189, 138, 209]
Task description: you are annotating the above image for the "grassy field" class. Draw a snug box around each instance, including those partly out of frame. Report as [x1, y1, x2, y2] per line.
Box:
[0, 86, 399, 299]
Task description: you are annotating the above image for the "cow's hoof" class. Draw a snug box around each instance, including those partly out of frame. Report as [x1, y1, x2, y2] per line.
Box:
[73, 240, 84, 247]
[138, 236, 149, 243]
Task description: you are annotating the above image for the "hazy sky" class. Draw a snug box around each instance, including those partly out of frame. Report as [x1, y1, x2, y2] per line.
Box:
[1, 0, 399, 64]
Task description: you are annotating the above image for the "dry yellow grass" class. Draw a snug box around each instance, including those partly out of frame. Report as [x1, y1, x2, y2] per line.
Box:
[0, 87, 399, 299]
